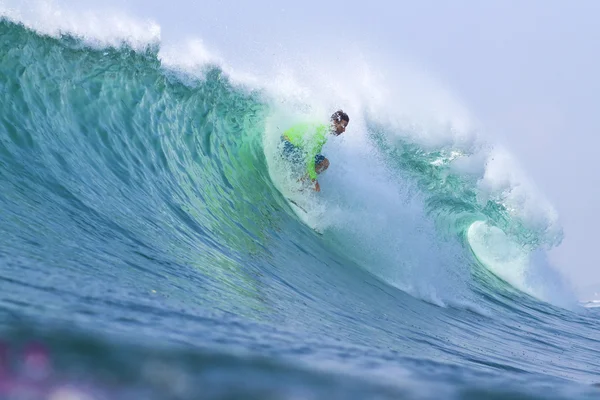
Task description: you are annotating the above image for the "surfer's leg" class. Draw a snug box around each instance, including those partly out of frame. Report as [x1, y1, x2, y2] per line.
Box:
[315, 155, 329, 174]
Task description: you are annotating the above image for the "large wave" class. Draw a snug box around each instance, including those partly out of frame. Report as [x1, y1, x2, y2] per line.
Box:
[0, 1, 573, 310]
[2, 5, 600, 399]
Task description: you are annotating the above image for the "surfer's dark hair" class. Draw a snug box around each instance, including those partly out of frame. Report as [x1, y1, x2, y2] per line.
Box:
[331, 110, 349, 123]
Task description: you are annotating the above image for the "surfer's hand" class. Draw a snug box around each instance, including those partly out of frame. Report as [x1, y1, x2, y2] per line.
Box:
[314, 181, 320, 192]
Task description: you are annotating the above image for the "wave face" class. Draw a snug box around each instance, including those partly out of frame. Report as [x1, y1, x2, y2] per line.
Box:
[1, 18, 600, 400]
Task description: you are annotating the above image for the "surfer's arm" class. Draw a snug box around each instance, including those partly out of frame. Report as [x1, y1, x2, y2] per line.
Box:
[305, 153, 321, 191]
[296, 123, 327, 191]
[305, 136, 324, 180]
[306, 156, 318, 181]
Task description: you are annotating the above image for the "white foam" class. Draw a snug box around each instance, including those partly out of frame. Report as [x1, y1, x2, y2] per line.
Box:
[467, 221, 576, 308]
[582, 300, 600, 308]
[157, 38, 261, 87]
[476, 147, 562, 245]
[0, 0, 264, 88]
[468, 221, 530, 290]
[159, 39, 220, 71]
[0, 0, 160, 51]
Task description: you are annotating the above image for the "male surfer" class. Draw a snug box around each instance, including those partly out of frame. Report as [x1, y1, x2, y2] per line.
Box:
[281, 110, 349, 192]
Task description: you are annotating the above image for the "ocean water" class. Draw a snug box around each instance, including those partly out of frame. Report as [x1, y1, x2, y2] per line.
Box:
[0, 10, 599, 400]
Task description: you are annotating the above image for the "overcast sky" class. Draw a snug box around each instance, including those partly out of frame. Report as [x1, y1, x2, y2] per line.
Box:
[9, 0, 600, 296]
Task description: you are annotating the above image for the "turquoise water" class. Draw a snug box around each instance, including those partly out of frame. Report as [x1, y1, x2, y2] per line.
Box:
[0, 19, 599, 399]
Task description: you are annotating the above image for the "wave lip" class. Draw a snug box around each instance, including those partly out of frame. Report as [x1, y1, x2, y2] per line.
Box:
[476, 147, 563, 247]
[467, 220, 575, 307]
[0, 0, 161, 50]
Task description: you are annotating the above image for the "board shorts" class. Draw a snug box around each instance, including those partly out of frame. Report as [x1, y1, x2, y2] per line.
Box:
[281, 138, 325, 165]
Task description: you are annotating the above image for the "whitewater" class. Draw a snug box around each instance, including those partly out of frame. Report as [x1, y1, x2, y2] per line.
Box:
[0, 2, 599, 399]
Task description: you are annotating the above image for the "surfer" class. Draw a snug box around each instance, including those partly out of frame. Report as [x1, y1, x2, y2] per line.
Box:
[281, 110, 349, 192]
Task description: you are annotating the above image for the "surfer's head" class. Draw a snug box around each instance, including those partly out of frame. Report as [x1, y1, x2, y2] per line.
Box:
[331, 110, 349, 135]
